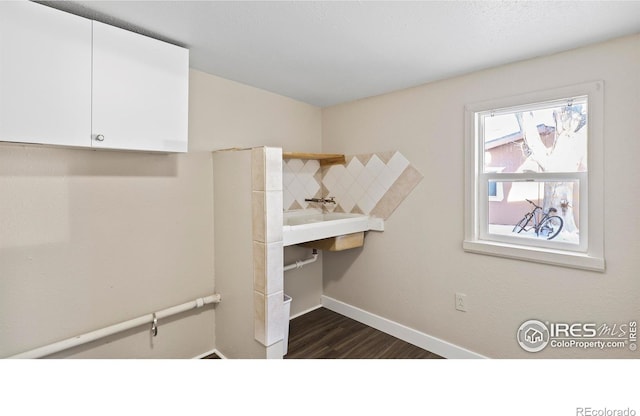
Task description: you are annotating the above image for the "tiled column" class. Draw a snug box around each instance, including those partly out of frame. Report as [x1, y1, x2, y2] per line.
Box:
[251, 147, 285, 353]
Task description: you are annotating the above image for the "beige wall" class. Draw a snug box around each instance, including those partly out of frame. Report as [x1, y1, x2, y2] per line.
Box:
[0, 144, 216, 358]
[321, 34, 640, 358]
[188, 70, 321, 153]
[0, 69, 321, 358]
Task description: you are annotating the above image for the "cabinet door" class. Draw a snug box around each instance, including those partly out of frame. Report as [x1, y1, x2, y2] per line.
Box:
[92, 21, 189, 153]
[0, 1, 91, 147]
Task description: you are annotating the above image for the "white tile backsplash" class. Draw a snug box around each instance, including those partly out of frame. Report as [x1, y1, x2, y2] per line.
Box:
[355, 166, 375, 190]
[357, 193, 377, 214]
[331, 182, 344, 207]
[337, 168, 355, 190]
[321, 166, 338, 190]
[301, 159, 320, 175]
[283, 159, 321, 209]
[303, 180, 320, 199]
[366, 179, 387, 203]
[387, 151, 410, 177]
[366, 155, 386, 178]
[376, 166, 397, 190]
[292, 181, 309, 208]
[348, 181, 366, 203]
[282, 162, 295, 187]
[339, 192, 356, 213]
[283, 151, 422, 218]
[346, 157, 364, 179]
[283, 188, 296, 211]
[287, 158, 304, 173]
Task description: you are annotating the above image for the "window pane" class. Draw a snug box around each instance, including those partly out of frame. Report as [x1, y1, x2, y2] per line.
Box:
[483, 99, 587, 174]
[487, 180, 580, 245]
[488, 181, 497, 197]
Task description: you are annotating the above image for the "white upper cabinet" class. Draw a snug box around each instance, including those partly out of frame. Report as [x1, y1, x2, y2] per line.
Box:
[92, 21, 189, 153]
[0, 1, 92, 147]
[0, 1, 189, 153]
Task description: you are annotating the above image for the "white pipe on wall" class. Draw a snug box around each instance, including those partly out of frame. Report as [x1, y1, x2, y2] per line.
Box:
[284, 249, 319, 272]
[8, 293, 221, 359]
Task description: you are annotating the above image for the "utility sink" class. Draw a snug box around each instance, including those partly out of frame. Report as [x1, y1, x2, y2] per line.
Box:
[283, 209, 383, 247]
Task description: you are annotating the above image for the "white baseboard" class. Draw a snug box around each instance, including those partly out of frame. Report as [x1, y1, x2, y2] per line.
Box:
[321, 295, 487, 359]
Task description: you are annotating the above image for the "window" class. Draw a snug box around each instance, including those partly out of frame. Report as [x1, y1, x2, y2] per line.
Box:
[464, 81, 604, 271]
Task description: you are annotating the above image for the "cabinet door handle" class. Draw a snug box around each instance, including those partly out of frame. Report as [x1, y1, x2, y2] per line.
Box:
[95, 134, 105, 142]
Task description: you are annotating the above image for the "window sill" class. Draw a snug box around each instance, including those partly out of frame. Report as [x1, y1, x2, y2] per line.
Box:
[463, 239, 605, 272]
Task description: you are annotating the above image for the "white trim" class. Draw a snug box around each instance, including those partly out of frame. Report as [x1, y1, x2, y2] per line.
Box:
[321, 295, 486, 359]
[463, 240, 605, 272]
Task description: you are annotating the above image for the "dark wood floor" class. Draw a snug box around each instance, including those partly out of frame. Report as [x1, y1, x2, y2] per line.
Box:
[285, 307, 442, 359]
[203, 307, 442, 359]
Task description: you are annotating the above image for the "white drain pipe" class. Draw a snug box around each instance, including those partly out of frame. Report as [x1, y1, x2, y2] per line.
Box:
[284, 249, 319, 272]
[8, 293, 221, 359]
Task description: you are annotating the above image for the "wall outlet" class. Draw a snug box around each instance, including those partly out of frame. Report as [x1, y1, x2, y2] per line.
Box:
[455, 293, 467, 312]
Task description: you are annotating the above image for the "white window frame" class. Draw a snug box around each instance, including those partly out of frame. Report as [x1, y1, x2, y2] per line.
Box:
[463, 81, 605, 271]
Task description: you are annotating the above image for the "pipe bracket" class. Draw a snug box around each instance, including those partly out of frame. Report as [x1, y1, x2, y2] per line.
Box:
[151, 313, 158, 337]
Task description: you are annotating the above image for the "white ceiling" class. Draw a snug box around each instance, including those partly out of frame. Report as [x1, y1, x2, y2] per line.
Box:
[43, 1, 640, 107]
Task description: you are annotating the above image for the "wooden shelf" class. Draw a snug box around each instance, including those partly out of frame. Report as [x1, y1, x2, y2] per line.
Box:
[299, 232, 364, 251]
[283, 152, 345, 166]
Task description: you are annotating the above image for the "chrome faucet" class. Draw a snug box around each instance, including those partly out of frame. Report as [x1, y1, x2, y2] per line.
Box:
[305, 196, 336, 204]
